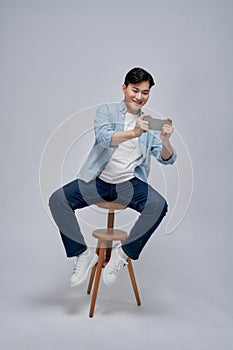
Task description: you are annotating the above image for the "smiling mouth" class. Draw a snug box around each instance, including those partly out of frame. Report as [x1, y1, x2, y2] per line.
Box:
[132, 99, 143, 105]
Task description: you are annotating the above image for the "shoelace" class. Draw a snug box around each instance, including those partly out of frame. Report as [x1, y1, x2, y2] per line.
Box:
[109, 255, 128, 274]
[72, 255, 84, 276]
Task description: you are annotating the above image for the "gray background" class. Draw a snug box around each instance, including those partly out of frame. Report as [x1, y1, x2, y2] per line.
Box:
[1, 0, 232, 349]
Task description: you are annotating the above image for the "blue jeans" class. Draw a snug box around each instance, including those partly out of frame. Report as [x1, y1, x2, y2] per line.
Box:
[49, 177, 167, 260]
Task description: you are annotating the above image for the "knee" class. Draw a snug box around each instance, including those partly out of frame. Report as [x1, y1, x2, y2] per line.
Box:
[156, 197, 168, 215]
[163, 199, 168, 213]
[147, 195, 168, 215]
[48, 188, 66, 210]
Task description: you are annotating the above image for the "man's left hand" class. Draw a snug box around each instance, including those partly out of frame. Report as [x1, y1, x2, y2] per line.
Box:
[160, 118, 174, 143]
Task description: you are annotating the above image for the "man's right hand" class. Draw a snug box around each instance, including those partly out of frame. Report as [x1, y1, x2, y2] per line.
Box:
[133, 114, 150, 137]
[111, 115, 151, 146]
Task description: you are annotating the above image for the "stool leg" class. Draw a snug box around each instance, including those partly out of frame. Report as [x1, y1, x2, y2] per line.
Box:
[105, 241, 112, 262]
[87, 264, 97, 294]
[106, 210, 114, 262]
[87, 245, 101, 294]
[107, 211, 115, 228]
[89, 244, 105, 318]
[127, 258, 141, 306]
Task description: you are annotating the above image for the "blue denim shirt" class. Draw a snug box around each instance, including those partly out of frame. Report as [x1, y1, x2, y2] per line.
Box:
[78, 101, 177, 183]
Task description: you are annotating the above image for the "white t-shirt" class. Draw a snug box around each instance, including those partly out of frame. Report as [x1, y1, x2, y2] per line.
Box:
[99, 112, 142, 184]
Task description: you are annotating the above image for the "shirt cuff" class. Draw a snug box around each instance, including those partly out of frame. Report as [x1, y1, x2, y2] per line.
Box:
[159, 148, 177, 164]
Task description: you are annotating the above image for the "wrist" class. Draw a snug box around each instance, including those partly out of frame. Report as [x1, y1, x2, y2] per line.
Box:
[162, 140, 171, 148]
[162, 141, 173, 157]
[132, 128, 141, 138]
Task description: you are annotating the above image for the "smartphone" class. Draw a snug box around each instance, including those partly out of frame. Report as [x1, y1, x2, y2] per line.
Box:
[143, 117, 171, 130]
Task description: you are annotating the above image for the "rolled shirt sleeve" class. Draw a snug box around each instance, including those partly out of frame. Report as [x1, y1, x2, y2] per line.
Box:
[94, 104, 118, 149]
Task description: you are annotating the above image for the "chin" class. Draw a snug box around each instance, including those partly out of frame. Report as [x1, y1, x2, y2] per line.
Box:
[127, 103, 141, 114]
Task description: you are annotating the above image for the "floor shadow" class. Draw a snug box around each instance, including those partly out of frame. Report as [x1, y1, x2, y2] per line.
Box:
[23, 272, 173, 318]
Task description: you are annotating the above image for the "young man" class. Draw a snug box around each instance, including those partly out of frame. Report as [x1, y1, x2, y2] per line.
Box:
[49, 67, 176, 287]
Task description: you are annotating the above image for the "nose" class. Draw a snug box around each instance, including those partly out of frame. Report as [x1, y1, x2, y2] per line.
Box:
[136, 92, 142, 100]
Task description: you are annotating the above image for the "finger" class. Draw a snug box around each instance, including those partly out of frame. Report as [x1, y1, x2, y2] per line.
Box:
[141, 122, 149, 131]
[165, 117, 172, 124]
[163, 124, 173, 131]
[138, 120, 149, 127]
[141, 114, 152, 120]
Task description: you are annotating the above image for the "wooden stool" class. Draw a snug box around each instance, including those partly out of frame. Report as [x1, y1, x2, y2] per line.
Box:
[87, 202, 141, 317]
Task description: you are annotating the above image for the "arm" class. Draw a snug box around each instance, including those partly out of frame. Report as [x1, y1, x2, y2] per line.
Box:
[94, 104, 117, 148]
[150, 118, 176, 164]
[160, 118, 175, 160]
[110, 115, 150, 146]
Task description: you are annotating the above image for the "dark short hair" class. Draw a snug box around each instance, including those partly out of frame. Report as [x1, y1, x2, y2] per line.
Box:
[124, 67, 155, 88]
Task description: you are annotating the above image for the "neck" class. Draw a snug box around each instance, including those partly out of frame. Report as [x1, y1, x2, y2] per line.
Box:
[125, 104, 140, 115]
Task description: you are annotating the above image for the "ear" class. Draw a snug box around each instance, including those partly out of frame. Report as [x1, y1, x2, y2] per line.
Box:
[122, 84, 126, 93]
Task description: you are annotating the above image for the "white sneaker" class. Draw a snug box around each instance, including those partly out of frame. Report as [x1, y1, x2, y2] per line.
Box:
[70, 248, 98, 287]
[103, 245, 128, 287]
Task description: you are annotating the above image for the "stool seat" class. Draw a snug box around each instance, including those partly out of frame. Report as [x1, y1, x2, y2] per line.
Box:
[93, 228, 128, 241]
[96, 202, 126, 212]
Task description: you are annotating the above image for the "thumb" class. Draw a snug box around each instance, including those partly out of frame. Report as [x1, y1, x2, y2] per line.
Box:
[141, 114, 151, 120]
[165, 117, 172, 124]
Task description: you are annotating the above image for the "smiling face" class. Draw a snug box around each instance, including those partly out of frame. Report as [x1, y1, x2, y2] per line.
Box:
[122, 80, 150, 114]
